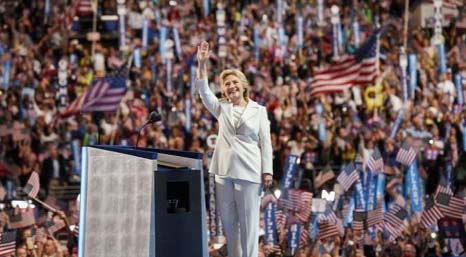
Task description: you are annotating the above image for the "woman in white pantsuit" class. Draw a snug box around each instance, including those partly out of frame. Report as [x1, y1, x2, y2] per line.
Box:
[196, 41, 273, 257]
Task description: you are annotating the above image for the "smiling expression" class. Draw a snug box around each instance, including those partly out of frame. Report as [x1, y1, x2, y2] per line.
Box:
[222, 74, 245, 102]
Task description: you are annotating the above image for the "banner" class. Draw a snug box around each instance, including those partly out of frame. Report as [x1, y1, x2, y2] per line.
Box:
[185, 98, 192, 132]
[159, 26, 168, 64]
[142, 19, 149, 49]
[264, 202, 277, 245]
[333, 23, 339, 59]
[278, 26, 286, 49]
[281, 155, 299, 189]
[208, 173, 216, 238]
[297, 16, 304, 50]
[72, 139, 81, 174]
[444, 161, 453, 187]
[310, 215, 319, 239]
[154, 9, 161, 25]
[354, 173, 366, 209]
[455, 74, 464, 106]
[166, 59, 172, 93]
[253, 28, 260, 60]
[390, 109, 404, 139]
[45, 0, 51, 17]
[190, 65, 197, 97]
[203, 0, 210, 17]
[317, 0, 324, 26]
[376, 173, 385, 200]
[2, 59, 11, 90]
[133, 48, 141, 68]
[338, 23, 345, 49]
[344, 197, 355, 226]
[438, 43, 447, 74]
[119, 10, 126, 50]
[366, 173, 378, 211]
[318, 118, 327, 142]
[288, 222, 301, 256]
[401, 63, 408, 102]
[409, 54, 417, 99]
[406, 160, 422, 212]
[277, 0, 283, 24]
[172, 28, 182, 60]
[352, 20, 360, 48]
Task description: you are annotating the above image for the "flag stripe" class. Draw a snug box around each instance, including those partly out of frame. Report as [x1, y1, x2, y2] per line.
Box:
[310, 28, 380, 96]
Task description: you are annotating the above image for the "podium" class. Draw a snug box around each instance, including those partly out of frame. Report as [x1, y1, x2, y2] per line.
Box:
[78, 146, 208, 257]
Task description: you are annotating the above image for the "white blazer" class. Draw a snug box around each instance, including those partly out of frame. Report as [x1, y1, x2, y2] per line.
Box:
[196, 79, 273, 183]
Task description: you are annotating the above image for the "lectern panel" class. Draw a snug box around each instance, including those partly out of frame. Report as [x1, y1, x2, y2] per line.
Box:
[80, 147, 156, 257]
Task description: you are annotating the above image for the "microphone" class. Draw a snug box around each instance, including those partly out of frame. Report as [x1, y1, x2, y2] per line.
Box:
[136, 111, 162, 148]
[144, 111, 162, 125]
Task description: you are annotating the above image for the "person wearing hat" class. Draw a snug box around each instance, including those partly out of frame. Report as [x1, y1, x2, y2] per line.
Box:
[196, 41, 273, 257]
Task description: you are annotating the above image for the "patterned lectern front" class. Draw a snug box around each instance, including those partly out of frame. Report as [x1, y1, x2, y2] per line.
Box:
[79, 146, 208, 257]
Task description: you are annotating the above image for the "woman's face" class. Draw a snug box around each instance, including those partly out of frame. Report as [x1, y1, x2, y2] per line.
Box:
[222, 74, 245, 102]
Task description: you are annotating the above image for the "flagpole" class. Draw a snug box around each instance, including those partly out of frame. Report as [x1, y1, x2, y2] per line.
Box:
[28, 195, 73, 234]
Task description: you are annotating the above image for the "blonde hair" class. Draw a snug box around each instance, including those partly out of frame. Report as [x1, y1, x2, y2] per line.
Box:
[219, 69, 250, 101]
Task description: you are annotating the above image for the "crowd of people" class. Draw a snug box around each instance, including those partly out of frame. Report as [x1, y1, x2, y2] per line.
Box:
[0, 0, 465, 256]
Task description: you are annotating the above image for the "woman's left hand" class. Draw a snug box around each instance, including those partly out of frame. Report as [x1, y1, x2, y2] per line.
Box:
[262, 174, 273, 188]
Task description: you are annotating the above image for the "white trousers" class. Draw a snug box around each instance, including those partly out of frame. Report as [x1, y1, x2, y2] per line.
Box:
[215, 176, 262, 257]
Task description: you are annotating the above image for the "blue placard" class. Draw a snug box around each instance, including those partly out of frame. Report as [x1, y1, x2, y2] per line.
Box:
[407, 160, 422, 212]
[353, 20, 360, 48]
[264, 202, 277, 245]
[455, 74, 464, 105]
[281, 155, 299, 189]
[288, 223, 301, 256]
[185, 98, 192, 132]
[438, 43, 447, 74]
[390, 110, 404, 139]
[133, 48, 141, 68]
[344, 197, 355, 226]
[409, 54, 417, 98]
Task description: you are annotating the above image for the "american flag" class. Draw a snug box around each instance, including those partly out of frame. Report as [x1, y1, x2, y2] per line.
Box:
[435, 192, 466, 219]
[62, 67, 128, 117]
[396, 141, 417, 166]
[367, 203, 384, 229]
[0, 231, 16, 256]
[276, 210, 287, 231]
[9, 209, 36, 229]
[318, 220, 340, 240]
[310, 28, 382, 96]
[384, 204, 407, 228]
[420, 196, 444, 228]
[299, 227, 310, 247]
[367, 147, 384, 172]
[296, 191, 313, 223]
[279, 189, 302, 211]
[384, 205, 407, 240]
[353, 209, 367, 231]
[23, 171, 40, 198]
[318, 203, 338, 223]
[45, 219, 66, 234]
[435, 178, 454, 196]
[314, 166, 335, 189]
[337, 163, 359, 191]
